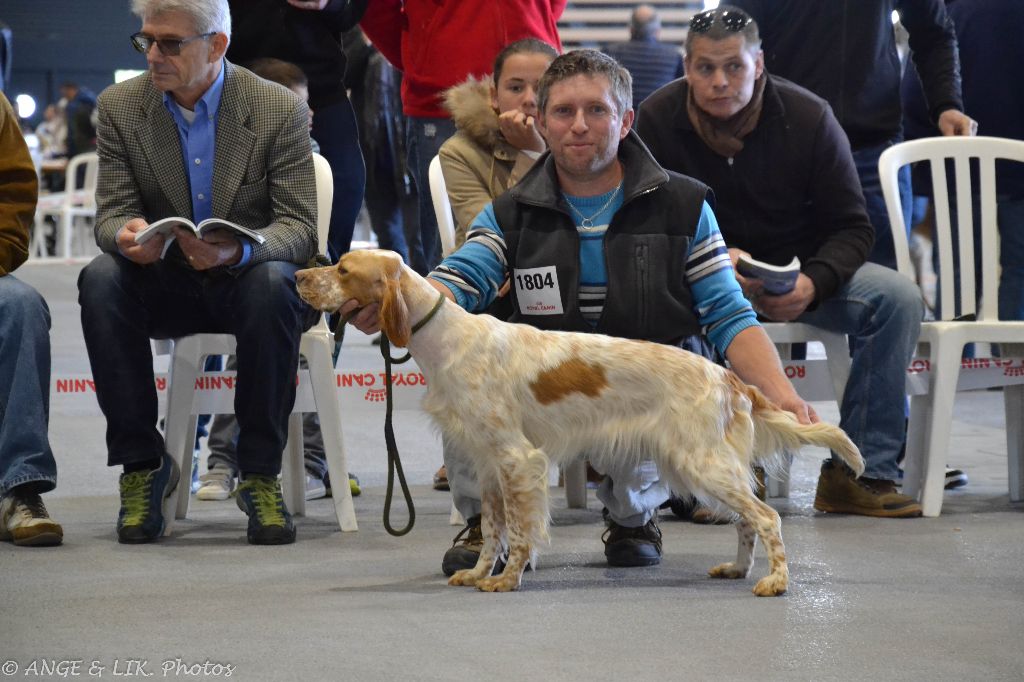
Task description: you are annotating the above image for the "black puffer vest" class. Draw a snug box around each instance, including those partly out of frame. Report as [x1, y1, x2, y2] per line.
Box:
[493, 131, 712, 346]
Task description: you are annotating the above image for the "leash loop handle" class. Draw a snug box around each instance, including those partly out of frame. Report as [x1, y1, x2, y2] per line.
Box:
[381, 335, 416, 536]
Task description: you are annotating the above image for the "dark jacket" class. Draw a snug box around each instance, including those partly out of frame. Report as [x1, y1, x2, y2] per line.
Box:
[731, 0, 962, 150]
[493, 131, 710, 343]
[227, 0, 367, 109]
[636, 75, 874, 306]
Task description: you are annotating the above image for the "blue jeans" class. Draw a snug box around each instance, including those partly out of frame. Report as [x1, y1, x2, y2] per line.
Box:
[797, 263, 923, 480]
[0, 276, 56, 497]
[78, 255, 318, 476]
[854, 140, 913, 271]
[405, 116, 457, 274]
[311, 96, 367, 261]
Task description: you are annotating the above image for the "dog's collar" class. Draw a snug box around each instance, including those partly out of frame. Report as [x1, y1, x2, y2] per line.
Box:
[332, 290, 446, 344]
[410, 291, 446, 337]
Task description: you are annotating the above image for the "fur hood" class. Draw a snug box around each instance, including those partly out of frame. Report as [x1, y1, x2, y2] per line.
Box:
[442, 75, 503, 153]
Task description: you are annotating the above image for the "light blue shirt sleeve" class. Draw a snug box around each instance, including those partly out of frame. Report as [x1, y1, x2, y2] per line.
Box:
[686, 202, 759, 354]
[428, 203, 508, 312]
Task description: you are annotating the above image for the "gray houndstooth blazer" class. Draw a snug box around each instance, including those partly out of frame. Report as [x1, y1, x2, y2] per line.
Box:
[94, 60, 317, 265]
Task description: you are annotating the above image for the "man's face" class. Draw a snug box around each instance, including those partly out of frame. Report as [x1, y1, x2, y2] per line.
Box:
[684, 35, 764, 120]
[538, 74, 633, 187]
[140, 11, 223, 105]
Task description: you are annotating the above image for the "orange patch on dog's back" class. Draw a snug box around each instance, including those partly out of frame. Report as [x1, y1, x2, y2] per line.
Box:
[530, 358, 609, 405]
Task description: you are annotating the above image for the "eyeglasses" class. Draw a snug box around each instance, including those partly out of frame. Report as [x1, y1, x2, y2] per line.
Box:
[130, 31, 215, 56]
[689, 9, 753, 34]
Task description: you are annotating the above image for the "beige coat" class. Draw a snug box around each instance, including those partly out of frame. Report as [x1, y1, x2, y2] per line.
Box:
[439, 76, 540, 246]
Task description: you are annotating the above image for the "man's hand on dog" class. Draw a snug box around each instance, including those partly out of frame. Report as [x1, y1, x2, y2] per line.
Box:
[341, 278, 455, 336]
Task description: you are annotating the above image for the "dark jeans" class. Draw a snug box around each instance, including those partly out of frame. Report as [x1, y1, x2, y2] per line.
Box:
[404, 116, 456, 274]
[853, 138, 913, 271]
[312, 96, 367, 261]
[78, 255, 317, 476]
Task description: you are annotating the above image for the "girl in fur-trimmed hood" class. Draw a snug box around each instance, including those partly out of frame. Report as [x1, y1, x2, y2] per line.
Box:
[438, 39, 558, 244]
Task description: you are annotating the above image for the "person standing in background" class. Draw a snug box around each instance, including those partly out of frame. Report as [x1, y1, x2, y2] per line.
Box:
[228, 0, 368, 261]
[603, 4, 684, 106]
[360, 0, 566, 275]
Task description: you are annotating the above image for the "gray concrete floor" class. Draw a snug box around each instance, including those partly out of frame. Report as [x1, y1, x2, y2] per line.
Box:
[4, 261, 1024, 682]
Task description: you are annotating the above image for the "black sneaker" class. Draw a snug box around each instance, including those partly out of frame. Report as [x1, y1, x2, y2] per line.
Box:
[442, 514, 484, 576]
[234, 475, 296, 545]
[117, 452, 180, 544]
[602, 517, 663, 567]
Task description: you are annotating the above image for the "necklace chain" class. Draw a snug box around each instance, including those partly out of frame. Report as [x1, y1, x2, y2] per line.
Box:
[563, 183, 623, 228]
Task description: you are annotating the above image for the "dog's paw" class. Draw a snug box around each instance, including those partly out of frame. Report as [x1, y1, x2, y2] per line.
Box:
[708, 562, 750, 580]
[448, 569, 481, 587]
[752, 573, 788, 597]
[475, 574, 521, 593]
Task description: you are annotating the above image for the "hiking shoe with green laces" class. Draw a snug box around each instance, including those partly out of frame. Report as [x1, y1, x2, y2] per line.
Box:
[234, 475, 296, 545]
[117, 452, 180, 544]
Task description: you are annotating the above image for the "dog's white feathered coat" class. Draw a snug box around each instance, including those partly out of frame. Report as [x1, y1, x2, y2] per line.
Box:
[295, 249, 864, 595]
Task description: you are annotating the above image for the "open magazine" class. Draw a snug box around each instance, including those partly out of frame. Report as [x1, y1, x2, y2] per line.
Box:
[134, 217, 266, 258]
[735, 254, 801, 295]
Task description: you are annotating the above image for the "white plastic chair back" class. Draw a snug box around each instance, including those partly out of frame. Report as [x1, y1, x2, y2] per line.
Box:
[428, 155, 458, 257]
[880, 136, 1024, 322]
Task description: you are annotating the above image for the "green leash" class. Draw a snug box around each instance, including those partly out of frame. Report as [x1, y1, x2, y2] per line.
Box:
[332, 292, 446, 537]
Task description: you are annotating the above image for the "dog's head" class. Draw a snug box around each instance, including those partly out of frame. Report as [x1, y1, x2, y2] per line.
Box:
[295, 249, 411, 346]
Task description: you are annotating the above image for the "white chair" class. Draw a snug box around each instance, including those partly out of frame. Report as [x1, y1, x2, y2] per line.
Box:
[32, 151, 99, 260]
[428, 154, 458, 257]
[880, 136, 1024, 516]
[161, 153, 358, 532]
[427, 154, 589, 511]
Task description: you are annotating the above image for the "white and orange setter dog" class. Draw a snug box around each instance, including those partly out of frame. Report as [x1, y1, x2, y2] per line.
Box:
[295, 249, 864, 596]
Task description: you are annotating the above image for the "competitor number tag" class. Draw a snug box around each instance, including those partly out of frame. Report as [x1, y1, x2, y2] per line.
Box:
[513, 265, 563, 316]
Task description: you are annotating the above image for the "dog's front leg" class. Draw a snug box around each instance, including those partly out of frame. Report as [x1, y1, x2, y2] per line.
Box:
[448, 487, 506, 587]
[475, 450, 549, 593]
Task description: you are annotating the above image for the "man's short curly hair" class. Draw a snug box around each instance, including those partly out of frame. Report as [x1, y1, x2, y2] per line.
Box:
[538, 49, 633, 117]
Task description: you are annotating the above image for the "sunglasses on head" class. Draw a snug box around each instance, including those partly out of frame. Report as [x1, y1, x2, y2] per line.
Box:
[689, 9, 753, 34]
[130, 31, 215, 56]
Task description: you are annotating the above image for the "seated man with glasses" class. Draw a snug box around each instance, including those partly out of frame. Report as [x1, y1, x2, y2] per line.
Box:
[78, 0, 319, 545]
[636, 6, 925, 517]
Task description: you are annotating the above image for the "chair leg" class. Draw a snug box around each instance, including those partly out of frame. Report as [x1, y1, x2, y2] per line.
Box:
[917, 341, 963, 517]
[562, 459, 588, 509]
[281, 414, 306, 516]
[61, 210, 73, 260]
[303, 335, 358, 532]
[766, 451, 793, 498]
[1005, 384, 1024, 502]
[164, 337, 204, 528]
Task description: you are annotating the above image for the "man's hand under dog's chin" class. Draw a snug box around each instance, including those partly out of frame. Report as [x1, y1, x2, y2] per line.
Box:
[340, 299, 381, 335]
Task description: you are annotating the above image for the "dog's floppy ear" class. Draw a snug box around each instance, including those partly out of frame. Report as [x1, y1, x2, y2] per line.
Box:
[379, 267, 411, 348]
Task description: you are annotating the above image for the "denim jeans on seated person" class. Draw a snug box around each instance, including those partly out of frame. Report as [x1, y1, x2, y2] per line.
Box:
[78, 255, 318, 477]
[998, 196, 1024, 321]
[404, 116, 457, 275]
[796, 262, 924, 481]
[0, 276, 57, 497]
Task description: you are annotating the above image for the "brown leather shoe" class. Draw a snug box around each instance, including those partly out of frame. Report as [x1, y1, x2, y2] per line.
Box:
[432, 465, 449, 491]
[814, 460, 922, 518]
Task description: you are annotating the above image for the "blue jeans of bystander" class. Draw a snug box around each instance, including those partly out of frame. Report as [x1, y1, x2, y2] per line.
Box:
[0, 276, 56, 496]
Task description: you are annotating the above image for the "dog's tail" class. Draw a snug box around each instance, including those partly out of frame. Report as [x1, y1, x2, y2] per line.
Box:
[727, 373, 865, 476]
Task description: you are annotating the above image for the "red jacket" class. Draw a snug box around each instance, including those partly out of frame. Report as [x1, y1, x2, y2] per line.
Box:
[361, 0, 565, 118]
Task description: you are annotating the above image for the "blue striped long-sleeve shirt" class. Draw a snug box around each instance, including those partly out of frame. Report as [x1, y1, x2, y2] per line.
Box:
[428, 198, 758, 355]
